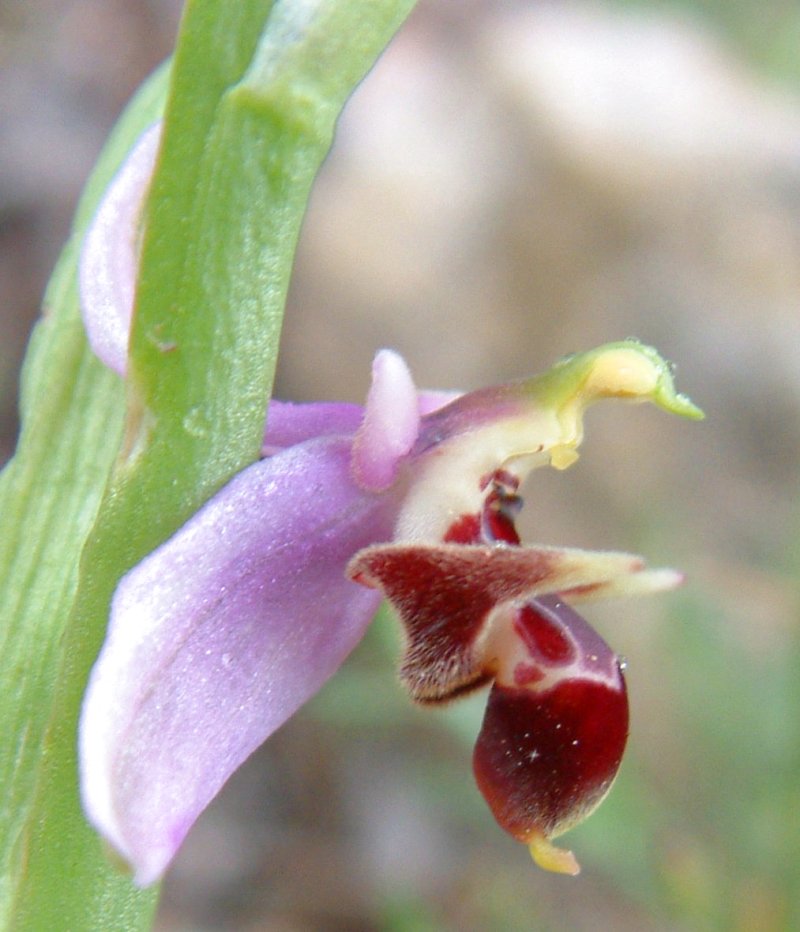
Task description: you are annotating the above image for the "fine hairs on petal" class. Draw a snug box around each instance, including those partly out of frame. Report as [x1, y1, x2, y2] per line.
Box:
[351, 349, 421, 491]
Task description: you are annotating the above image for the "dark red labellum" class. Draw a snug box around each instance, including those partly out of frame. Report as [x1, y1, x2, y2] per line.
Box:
[473, 675, 628, 842]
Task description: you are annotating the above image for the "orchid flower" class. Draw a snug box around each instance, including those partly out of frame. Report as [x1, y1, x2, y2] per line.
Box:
[78, 126, 703, 886]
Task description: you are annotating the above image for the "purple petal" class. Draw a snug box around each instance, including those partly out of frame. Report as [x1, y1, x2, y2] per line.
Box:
[261, 377, 459, 464]
[262, 400, 364, 454]
[78, 122, 161, 374]
[417, 389, 462, 415]
[351, 349, 421, 491]
[79, 436, 394, 885]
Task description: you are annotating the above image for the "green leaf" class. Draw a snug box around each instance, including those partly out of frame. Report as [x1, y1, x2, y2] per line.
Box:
[0, 1, 418, 928]
[0, 64, 169, 931]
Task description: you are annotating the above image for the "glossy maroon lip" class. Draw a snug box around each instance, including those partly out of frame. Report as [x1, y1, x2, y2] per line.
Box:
[349, 468, 632, 875]
[474, 669, 628, 841]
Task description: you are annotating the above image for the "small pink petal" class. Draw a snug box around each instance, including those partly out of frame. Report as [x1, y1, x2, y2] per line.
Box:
[351, 349, 421, 491]
[262, 401, 364, 455]
[80, 436, 394, 885]
[262, 383, 459, 456]
[78, 122, 161, 375]
[417, 389, 461, 415]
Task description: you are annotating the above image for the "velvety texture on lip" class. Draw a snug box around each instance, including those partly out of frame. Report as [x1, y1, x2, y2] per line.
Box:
[347, 542, 645, 702]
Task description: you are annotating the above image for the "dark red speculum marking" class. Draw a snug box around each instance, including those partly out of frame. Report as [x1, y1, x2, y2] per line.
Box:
[513, 662, 546, 688]
[443, 469, 523, 546]
[443, 514, 482, 544]
[514, 603, 575, 666]
[473, 676, 628, 842]
[482, 492, 521, 545]
[481, 471, 522, 545]
[479, 469, 519, 495]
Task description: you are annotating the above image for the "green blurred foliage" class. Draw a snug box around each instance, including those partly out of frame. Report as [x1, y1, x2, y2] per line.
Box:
[615, 0, 800, 85]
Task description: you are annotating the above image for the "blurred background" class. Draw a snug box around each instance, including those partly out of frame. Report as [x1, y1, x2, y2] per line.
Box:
[2, 0, 799, 928]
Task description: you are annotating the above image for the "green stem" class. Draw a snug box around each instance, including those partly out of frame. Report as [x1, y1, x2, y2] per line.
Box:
[0, 1, 417, 928]
[0, 67, 168, 931]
